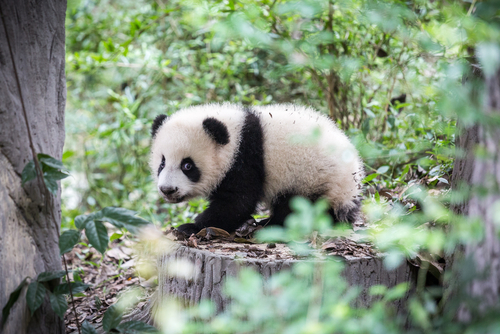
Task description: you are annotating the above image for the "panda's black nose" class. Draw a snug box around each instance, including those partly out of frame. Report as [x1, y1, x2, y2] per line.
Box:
[160, 186, 178, 196]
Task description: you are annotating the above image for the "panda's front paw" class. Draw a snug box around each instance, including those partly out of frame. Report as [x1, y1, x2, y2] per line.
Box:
[176, 223, 202, 236]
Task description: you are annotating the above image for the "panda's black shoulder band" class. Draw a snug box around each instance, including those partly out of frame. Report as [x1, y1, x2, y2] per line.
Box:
[152, 114, 168, 137]
[203, 117, 230, 145]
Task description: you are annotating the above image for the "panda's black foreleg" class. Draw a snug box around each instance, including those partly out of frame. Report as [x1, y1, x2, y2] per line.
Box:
[176, 222, 201, 236]
[178, 110, 265, 236]
[190, 110, 264, 234]
[188, 195, 259, 234]
[177, 180, 262, 235]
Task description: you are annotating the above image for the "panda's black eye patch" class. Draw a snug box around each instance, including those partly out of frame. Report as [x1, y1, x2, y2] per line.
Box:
[180, 157, 200, 183]
[158, 155, 165, 176]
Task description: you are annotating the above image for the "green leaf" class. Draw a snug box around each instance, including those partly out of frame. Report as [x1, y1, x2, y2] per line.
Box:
[74, 215, 89, 230]
[48, 292, 68, 320]
[438, 177, 449, 185]
[81, 321, 98, 334]
[388, 116, 395, 129]
[85, 220, 109, 254]
[256, 226, 287, 242]
[102, 304, 123, 332]
[477, 42, 500, 76]
[21, 160, 36, 185]
[363, 173, 379, 183]
[1, 277, 29, 328]
[59, 230, 81, 254]
[26, 281, 47, 316]
[110, 232, 123, 242]
[409, 298, 430, 329]
[384, 282, 409, 301]
[26, 154, 69, 194]
[116, 320, 159, 333]
[62, 150, 75, 161]
[44, 169, 70, 181]
[53, 282, 90, 295]
[399, 164, 410, 181]
[394, 102, 411, 110]
[289, 197, 311, 212]
[43, 176, 59, 195]
[73, 271, 82, 283]
[75, 212, 103, 230]
[369, 285, 387, 296]
[376, 165, 390, 174]
[99, 207, 150, 233]
[37, 153, 65, 170]
[363, 107, 376, 118]
[37, 270, 66, 282]
[362, 119, 370, 138]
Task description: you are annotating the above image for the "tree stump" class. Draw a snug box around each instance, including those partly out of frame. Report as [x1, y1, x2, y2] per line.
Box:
[156, 240, 416, 313]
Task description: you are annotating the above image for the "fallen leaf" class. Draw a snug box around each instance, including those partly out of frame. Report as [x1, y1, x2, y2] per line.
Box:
[107, 247, 131, 261]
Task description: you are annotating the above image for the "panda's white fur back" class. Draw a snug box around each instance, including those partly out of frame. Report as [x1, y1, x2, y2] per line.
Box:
[253, 104, 363, 209]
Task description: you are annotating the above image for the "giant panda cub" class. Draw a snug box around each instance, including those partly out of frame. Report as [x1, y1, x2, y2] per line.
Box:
[150, 103, 363, 236]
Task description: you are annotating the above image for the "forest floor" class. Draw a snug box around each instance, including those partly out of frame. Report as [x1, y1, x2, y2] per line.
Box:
[63, 237, 154, 333]
[62, 225, 376, 333]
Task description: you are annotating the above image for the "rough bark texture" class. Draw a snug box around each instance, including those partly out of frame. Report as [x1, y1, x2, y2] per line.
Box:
[450, 123, 479, 216]
[156, 243, 416, 314]
[0, 0, 66, 333]
[452, 66, 500, 316]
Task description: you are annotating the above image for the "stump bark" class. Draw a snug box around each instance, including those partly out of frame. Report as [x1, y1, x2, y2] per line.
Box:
[156, 241, 416, 313]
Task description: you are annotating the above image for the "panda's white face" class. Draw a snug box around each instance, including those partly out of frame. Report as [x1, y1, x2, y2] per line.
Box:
[152, 124, 217, 203]
[150, 105, 246, 204]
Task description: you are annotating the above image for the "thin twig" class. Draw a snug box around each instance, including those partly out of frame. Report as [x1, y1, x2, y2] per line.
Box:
[308, 67, 327, 92]
[467, 0, 477, 16]
[371, 33, 392, 64]
[63, 254, 81, 334]
[363, 149, 429, 161]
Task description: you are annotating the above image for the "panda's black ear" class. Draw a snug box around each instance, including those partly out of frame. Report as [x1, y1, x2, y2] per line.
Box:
[152, 114, 168, 137]
[203, 117, 230, 145]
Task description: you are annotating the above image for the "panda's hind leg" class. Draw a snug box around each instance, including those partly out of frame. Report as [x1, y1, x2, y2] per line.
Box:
[328, 199, 361, 224]
[259, 194, 362, 228]
[258, 193, 295, 227]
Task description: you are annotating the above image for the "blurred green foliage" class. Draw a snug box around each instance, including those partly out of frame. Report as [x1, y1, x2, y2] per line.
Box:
[63, 0, 457, 225]
[63, 0, 500, 333]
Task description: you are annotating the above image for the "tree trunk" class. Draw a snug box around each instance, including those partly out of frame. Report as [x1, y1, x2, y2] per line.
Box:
[451, 65, 500, 317]
[0, 0, 66, 333]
